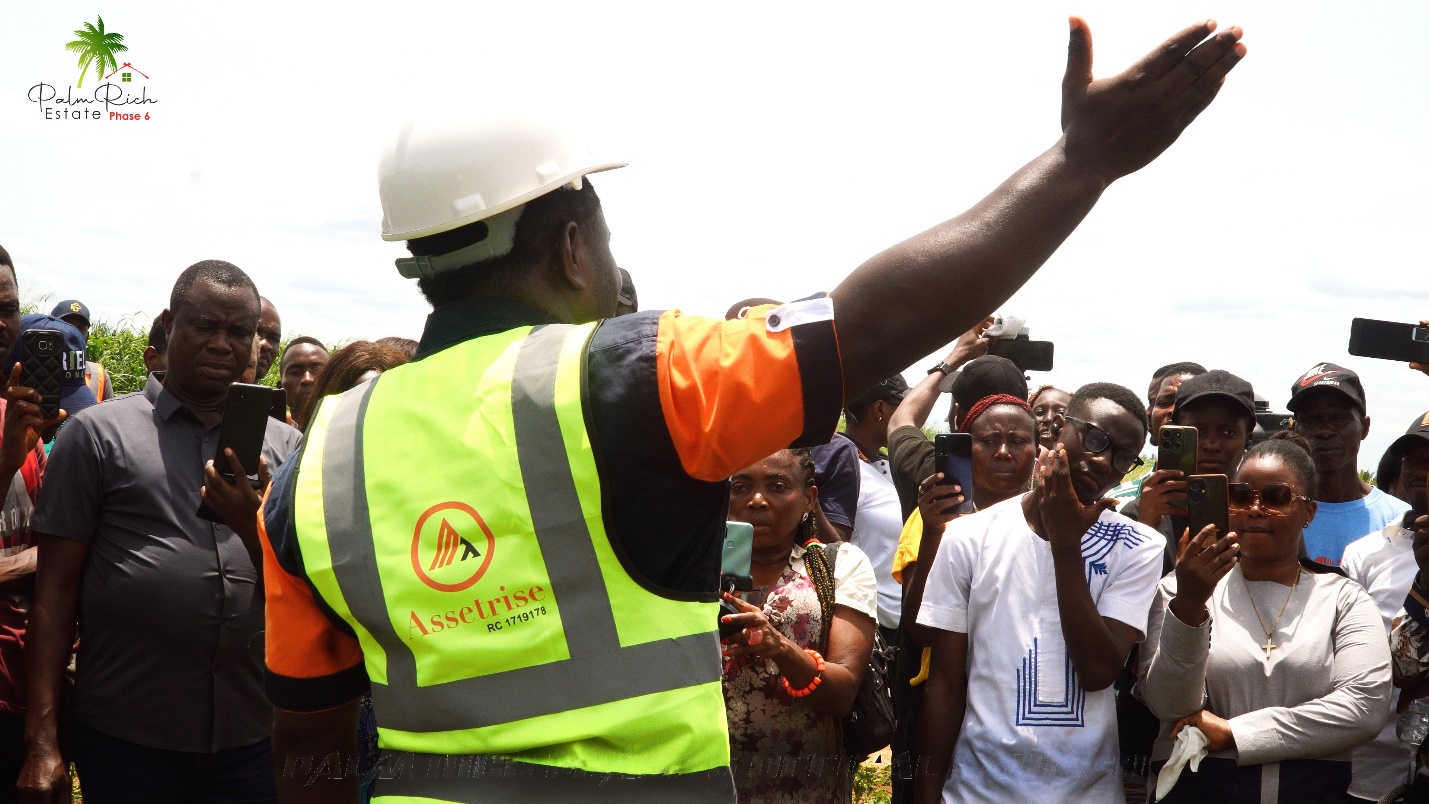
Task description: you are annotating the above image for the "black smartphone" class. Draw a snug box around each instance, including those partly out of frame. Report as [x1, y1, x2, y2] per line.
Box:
[934, 432, 976, 515]
[1348, 318, 1429, 364]
[987, 337, 1054, 372]
[268, 388, 288, 422]
[213, 383, 277, 486]
[1158, 425, 1197, 511]
[1187, 474, 1229, 546]
[20, 329, 65, 420]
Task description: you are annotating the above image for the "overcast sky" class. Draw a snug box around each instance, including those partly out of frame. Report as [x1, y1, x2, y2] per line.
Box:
[2, 1, 1425, 471]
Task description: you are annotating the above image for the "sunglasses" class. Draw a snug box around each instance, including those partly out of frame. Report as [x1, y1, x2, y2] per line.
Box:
[1063, 415, 1144, 475]
[1228, 482, 1311, 515]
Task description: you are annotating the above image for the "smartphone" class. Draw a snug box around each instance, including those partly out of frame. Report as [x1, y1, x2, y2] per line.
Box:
[1157, 425, 1198, 475]
[20, 330, 65, 420]
[213, 383, 277, 486]
[1187, 474, 1229, 546]
[721, 521, 753, 587]
[268, 388, 288, 422]
[987, 337, 1054, 372]
[1348, 318, 1429, 364]
[934, 433, 976, 515]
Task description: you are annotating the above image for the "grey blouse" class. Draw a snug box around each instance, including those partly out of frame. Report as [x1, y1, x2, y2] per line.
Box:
[1138, 567, 1390, 766]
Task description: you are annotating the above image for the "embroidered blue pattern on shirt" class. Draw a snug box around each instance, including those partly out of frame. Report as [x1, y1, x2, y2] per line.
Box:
[1015, 637, 1085, 727]
[1080, 519, 1147, 584]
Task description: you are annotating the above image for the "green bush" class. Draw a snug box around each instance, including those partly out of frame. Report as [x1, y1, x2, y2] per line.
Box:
[853, 762, 892, 804]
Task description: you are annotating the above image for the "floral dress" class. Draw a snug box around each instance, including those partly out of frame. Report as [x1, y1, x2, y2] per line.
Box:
[723, 556, 851, 803]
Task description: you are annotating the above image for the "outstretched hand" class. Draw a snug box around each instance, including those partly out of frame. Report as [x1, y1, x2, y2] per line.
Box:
[1061, 17, 1246, 184]
[1035, 444, 1117, 555]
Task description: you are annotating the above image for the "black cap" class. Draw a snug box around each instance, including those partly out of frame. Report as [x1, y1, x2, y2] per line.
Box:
[51, 300, 90, 326]
[949, 356, 1028, 409]
[1173, 369, 1256, 422]
[1388, 410, 1429, 457]
[1287, 362, 1366, 413]
[848, 374, 910, 409]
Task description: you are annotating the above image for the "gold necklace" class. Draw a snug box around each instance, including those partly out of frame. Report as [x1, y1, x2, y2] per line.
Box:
[1239, 565, 1301, 661]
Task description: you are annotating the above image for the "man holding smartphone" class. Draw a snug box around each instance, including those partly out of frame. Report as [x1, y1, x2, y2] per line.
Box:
[257, 17, 1247, 802]
[20, 261, 301, 803]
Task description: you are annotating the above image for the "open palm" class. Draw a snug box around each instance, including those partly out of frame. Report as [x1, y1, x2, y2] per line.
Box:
[65, 16, 127, 89]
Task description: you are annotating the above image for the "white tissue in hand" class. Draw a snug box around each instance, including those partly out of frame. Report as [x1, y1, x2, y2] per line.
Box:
[1155, 725, 1210, 802]
[985, 314, 1027, 339]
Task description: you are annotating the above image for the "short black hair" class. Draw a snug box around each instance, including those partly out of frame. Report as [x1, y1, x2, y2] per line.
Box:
[410, 180, 604, 308]
[282, 336, 327, 357]
[1068, 382, 1149, 441]
[147, 318, 168, 355]
[1244, 430, 1320, 498]
[1147, 361, 1207, 403]
[169, 260, 260, 316]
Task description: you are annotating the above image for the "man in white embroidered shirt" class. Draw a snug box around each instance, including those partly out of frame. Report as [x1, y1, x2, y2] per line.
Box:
[913, 383, 1166, 803]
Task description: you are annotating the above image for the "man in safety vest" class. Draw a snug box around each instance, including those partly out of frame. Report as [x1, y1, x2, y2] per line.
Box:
[260, 19, 1246, 803]
[52, 300, 113, 402]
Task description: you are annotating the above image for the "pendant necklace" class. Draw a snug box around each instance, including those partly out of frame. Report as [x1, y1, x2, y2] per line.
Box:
[1240, 564, 1301, 661]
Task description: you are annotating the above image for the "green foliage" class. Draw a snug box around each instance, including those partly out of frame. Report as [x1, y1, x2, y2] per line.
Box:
[1122, 453, 1156, 485]
[88, 318, 151, 395]
[1361, 469, 1377, 487]
[853, 762, 892, 804]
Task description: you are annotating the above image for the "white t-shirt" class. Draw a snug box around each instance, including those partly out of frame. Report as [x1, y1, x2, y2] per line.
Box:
[849, 456, 906, 629]
[1341, 517, 1417, 800]
[918, 495, 1165, 804]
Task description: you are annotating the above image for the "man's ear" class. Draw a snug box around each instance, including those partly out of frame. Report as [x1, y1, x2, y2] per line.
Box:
[160, 308, 174, 340]
[1361, 414, 1372, 441]
[557, 221, 589, 292]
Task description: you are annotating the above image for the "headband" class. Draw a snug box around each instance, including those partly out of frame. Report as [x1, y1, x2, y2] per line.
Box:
[961, 394, 1034, 432]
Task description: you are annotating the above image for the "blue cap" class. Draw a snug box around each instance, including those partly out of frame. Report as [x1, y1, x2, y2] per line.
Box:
[6, 315, 99, 416]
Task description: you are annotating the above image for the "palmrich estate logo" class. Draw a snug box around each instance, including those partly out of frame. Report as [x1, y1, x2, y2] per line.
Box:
[27, 16, 157, 122]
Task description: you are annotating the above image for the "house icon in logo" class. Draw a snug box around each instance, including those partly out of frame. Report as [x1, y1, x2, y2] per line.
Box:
[103, 62, 149, 84]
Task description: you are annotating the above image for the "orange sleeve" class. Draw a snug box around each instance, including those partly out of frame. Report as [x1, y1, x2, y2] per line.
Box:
[656, 298, 843, 482]
[258, 498, 367, 712]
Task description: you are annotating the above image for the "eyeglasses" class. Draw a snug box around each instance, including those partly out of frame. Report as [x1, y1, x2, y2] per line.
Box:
[1063, 415, 1145, 474]
[1228, 482, 1311, 515]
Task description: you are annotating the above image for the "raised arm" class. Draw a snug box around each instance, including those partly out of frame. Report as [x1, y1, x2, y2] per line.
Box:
[888, 321, 993, 434]
[833, 18, 1245, 396]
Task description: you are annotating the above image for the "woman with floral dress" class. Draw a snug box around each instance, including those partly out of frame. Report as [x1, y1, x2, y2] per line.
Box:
[722, 447, 878, 803]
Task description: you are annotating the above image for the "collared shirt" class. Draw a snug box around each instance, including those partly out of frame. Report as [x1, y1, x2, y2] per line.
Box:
[33, 374, 301, 752]
[261, 296, 843, 713]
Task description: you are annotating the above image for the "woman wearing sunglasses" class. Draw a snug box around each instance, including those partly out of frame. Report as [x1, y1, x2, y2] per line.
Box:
[1138, 431, 1391, 802]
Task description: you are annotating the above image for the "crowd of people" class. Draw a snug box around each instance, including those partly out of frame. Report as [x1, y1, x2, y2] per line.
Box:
[7, 12, 1423, 804]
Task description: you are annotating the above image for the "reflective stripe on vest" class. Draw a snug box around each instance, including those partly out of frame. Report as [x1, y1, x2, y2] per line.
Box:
[85, 361, 107, 401]
[294, 323, 732, 794]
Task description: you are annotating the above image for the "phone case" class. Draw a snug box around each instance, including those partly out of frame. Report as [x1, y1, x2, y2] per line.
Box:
[1187, 474, 1229, 545]
[934, 433, 977, 514]
[213, 383, 277, 482]
[721, 521, 754, 582]
[20, 330, 65, 420]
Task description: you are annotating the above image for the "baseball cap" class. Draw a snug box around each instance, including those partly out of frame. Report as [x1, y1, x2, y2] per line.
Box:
[1173, 369, 1256, 422]
[1287, 362, 1366, 413]
[848, 374, 910, 409]
[50, 300, 91, 327]
[5, 315, 99, 416]
[1388, 410, 1429, 457]
[948, 356, 1028, 407]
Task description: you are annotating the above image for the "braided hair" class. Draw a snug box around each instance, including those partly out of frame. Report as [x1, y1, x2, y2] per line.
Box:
[783, 447, 837, 652]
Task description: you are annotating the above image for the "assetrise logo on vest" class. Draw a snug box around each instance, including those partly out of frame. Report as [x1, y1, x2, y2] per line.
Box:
[411, 501, 495, 592]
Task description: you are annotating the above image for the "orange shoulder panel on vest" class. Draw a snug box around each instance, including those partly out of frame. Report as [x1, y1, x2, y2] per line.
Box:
[654, 308, 810, 482]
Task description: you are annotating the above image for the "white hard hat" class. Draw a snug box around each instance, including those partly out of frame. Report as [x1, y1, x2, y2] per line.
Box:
[379, 116, 625, 278]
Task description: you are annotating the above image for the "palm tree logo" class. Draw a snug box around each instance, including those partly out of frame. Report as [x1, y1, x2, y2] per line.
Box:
[65, 17, 127, 89]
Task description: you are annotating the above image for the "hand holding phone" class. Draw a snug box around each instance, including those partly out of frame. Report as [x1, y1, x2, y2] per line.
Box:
[934, 433, 977, 515]
[1187, 474, 1229, 546]
[197, 383, 276, 524]
[19, 330, 65, 421]
[1157, 425, 1197, 512]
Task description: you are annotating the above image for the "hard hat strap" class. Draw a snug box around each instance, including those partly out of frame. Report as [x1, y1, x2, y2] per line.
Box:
[395, 205, 525, 279]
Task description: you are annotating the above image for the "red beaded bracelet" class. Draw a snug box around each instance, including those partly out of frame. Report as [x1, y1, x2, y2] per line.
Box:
[781, 649, 827, 698]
